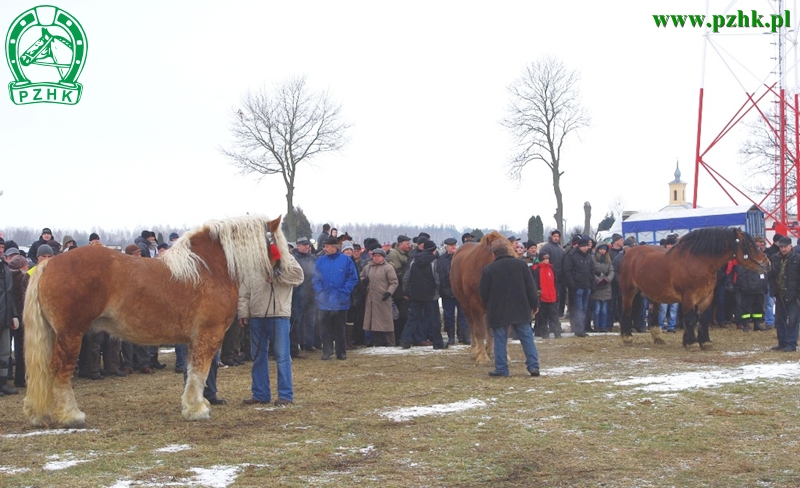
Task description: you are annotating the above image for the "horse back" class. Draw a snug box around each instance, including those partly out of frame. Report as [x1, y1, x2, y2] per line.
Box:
[36, 245, 237, 345]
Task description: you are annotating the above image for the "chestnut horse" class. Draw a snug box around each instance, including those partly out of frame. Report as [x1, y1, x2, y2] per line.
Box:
[620, 227, 768, 349]
[451, 232, 515, 365]
[23, 215, 287, 428]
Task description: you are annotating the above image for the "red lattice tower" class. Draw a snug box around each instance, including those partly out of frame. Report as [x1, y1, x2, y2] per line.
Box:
[693, 0, 800, 237]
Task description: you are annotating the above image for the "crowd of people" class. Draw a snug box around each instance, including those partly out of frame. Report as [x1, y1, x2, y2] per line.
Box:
[0, 222, 796, 402]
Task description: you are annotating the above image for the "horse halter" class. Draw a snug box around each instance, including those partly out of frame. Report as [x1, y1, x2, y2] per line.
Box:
[734, 237, 750, 261]
[266, 231, 281, 261]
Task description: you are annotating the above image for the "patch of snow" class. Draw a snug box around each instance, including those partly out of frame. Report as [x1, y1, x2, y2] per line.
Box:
[356, 345, 468, 356]
[615, 362, 800, 392]
[3, 428, 98, 438]
[380, 398, 486, 422]
[153, 444, 191, 453]
[0, 466, 30, 474]
[544, 366, 582, 375]
[43, 458, 91, 471]
[190, 465, 241, 488]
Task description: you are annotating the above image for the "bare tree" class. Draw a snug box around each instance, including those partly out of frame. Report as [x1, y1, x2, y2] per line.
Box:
[502, 56, 591, 231]
[221, 76, 350, 240]
[738, 113, 797, 215]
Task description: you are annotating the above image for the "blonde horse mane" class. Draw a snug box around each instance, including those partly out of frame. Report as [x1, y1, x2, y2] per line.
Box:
[160, 214, 288, 286]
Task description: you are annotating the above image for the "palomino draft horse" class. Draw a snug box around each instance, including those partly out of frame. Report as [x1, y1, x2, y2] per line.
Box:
[24, 214, 288, 428]
[620, 227, 768, 349]
[451, 232, 515, 365]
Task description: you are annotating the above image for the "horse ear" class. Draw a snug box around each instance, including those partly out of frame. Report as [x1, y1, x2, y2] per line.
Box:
[268, 215, 282, 234]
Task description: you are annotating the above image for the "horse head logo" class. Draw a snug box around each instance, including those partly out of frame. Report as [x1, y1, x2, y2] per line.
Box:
[5, 5, 87, 105]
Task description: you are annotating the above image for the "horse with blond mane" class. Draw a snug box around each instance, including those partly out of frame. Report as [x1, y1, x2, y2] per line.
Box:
[23, 215, 287, 428]
[450, 231, 515, 365]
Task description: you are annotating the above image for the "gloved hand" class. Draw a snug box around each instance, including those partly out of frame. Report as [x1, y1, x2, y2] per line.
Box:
[361, 277, 370, 287]
[382, 292, 391, 301]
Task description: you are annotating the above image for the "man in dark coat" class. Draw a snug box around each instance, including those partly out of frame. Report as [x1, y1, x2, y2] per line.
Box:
[28, 227, 59, 265]
[563, 237, 593, 336]
[768, 237, 800, 351]
[0, 257, 20, 395]
[438, 237, 469, 345]
[290, 237, 318, 354]
[400, 240, 446, 349]
[479, 240, 540, 377]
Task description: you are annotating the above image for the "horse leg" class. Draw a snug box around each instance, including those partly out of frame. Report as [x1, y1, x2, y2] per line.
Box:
[620, 290, 639, 345]
[696, 296, 715, 350]
[182, 339, 215, 421]
[50, 331, 87, 428]
[649, 301, 666, 345]
[474, 314, 492, 366]
[682, 304, 699, 348]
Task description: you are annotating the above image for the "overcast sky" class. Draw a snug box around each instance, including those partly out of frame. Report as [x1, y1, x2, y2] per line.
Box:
[0, 0, 792, 236]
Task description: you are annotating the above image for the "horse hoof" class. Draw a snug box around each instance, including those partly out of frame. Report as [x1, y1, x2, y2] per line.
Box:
[654, 338, 666, 345]
[700, 342, 713, 351]
[621, 335, 633, 345]
[63, 420, 87, 429]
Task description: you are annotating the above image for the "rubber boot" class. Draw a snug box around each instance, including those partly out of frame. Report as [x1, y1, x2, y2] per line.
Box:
[345, 322, 355, 350]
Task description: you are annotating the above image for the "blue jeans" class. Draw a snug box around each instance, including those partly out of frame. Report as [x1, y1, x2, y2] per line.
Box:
[491, 323, 539, 375]
[572, 288, 590, 334]
[593, 300, 610, 330]
[175, 344, 188, 370]
[249, 316, 293, 402]
[775, 298, 800, 351]
[659, 303, 679, 330]
[765, 285, 775, 326]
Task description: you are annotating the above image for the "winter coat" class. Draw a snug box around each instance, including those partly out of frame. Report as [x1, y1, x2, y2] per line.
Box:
[479, 254, 540, 329]
[532, 261, 557, 303]
[29, 235, 60, 264]
[238, 252, 304, 318]
[437, 251, 456, 298]
[731, 264, 768, 295]
[360, 260, 399, 332]
[590, 254, 615, 301]
[11, 269, 28, 328]
[313, 251, 359, 311]
[387, 247, 410, 299]
[402, 250, 440, 301]
[290, 248, 317, 308]
[769, 249, 800, 302]
[0, 261, 18, 328]
[563, 248, 593, 290]
[539, 237, 566, 278]
[612, 249, 625, 284]
[134, 236, 153, 258]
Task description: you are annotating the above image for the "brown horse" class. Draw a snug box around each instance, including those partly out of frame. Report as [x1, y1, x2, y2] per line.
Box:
[23, 215, 286, 428]
[619, 227, 768, 349]
[451, 232, 515, 365]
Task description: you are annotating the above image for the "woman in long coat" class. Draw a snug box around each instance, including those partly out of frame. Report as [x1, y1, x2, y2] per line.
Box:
[360, 248, 399, 346]
[590, 243, 615, 332]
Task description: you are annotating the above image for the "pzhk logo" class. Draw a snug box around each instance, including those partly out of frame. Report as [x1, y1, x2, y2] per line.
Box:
[5, 5, 87, 105]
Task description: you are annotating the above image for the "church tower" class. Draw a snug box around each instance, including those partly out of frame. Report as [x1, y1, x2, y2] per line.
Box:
[668, 161, 687, 206]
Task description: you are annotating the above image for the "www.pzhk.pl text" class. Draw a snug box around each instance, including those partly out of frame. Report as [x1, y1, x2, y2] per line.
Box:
[654, 10, 791, 33]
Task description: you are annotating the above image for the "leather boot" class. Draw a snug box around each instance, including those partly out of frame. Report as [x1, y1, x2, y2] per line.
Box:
[754, 321, 766, 331]
[0, 382, 19, 395]
[446, 329, 455, 345]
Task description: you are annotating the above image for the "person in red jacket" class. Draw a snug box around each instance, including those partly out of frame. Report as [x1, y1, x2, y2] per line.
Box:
[532, 252, 562, 338]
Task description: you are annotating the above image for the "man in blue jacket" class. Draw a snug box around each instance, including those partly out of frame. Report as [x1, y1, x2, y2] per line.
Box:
[313, 237, 359, 360]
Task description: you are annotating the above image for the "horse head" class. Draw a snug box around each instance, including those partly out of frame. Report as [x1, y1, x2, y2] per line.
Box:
[733, 228, 770, 273]
[336, 232, 352, 246]
[265, 215, 283, 269]
[479, 231, 515, 257]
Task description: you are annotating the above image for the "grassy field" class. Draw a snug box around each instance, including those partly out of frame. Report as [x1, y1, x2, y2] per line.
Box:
[2, 326, 800, 487]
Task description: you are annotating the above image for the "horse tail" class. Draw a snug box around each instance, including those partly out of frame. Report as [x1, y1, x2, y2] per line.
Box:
[23, 261, 55, 426]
